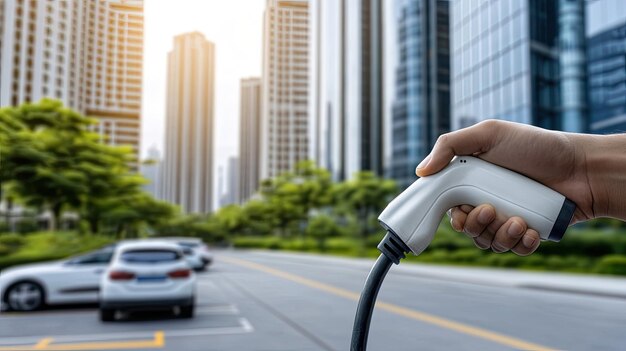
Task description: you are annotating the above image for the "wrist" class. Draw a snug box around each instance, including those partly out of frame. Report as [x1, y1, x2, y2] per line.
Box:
[579, 133, 626, 220]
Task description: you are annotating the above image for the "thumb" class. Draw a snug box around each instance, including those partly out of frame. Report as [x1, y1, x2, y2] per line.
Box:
[416, 120, 500, 177]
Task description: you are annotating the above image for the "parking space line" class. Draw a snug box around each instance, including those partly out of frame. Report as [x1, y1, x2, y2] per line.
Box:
[222, 256, 557, 351]
[0, 321, 253, 350]
[196, 304, 239, 315]
[0, 331, 164, 351]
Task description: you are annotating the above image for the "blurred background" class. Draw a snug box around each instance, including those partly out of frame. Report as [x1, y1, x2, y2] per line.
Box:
[1, 0, 626, 350]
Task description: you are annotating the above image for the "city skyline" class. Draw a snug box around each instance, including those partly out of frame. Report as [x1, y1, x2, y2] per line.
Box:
[140, 0, 264, 210]
[3, 0, 625, 212]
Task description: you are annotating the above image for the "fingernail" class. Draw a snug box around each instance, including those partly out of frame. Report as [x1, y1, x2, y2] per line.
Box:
[477, 207, 494, 224]
[491, 242, 506, 253]
[416, 155, 431, 171]
[522, 235, 536, 248]
[507, 221, 523, 236]
[451, 219, 462, 232]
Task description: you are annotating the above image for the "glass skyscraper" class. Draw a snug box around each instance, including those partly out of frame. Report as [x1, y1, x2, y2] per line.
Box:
[389, 0, 450, 189]
[450, 0, 587, 132]
[586, 0, 626, 134]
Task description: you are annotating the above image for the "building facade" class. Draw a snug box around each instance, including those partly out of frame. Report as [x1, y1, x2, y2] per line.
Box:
[261, 0, 310, 180]
[238, 77, 262, 203]
[0, 0, 144, 166]
[219, 156, 239, 208]
[586, 0, 626, 134]
[389, 0, 450, 189]
[308, 0, 385, 181]
[450, 0, 587, 133]
[160, 32, 215, 213]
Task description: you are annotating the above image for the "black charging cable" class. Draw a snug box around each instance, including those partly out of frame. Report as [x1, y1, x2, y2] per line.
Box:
[350, 231, 410, 351]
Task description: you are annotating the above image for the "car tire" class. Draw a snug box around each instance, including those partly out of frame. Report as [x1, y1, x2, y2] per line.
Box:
[100, 308, 116, 322]
[5, 281, 45, 312]
[180, 304, 194, 318]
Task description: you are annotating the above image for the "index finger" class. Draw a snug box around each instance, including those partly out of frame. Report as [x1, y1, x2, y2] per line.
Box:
[416, 120, 502, 177]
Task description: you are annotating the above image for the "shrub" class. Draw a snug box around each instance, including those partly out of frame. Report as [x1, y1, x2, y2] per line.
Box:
[594, 255, 626, 275]
[15, 218, 40, 234]
[0, 232, 113, 271]
[0, 233, 25, 255]
[0, 221, 9, 233]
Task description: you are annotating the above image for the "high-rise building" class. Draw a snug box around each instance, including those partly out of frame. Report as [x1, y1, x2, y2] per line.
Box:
[261, 0, 310, 180]
[586, 0, 626, 134]
[239, 77, 262, 203]
[160, 32, 215, 213]
[220, 156, 239, 207]
[308, 0, 385, 181]
[0, 0, 144, 167]
[450, 0, 587, 133]
[389, 0, 450, 189]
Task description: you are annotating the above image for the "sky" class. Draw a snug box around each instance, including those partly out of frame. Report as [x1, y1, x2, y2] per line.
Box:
[141, 0, 265, 194]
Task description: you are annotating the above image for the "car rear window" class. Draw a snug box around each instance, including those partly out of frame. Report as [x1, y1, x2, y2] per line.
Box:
[178, 242, 200, 248]
[121, 249, 181, 263]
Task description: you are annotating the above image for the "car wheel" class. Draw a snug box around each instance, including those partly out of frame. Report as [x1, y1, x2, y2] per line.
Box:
[6, 281, 45, 311]
[180, 304, 194, 318]
[100, 308, 116, 322]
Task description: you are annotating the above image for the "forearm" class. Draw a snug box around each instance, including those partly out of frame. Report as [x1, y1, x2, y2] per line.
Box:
[578, 133, 626, 220]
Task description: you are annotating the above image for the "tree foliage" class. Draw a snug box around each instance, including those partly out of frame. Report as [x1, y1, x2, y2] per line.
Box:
[0, 99, 177, 235]
[333, 171, 398, 241]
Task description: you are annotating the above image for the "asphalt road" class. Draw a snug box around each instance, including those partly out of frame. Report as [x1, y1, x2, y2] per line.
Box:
[2, 250, 626, 350]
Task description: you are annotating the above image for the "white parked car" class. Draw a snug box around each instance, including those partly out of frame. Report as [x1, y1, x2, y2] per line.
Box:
[0, 248, 114, 311]
[159, 237, 213, 271]
[99, 241, 196, 321]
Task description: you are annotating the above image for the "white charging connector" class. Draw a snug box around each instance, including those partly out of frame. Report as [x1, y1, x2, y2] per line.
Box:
[350, 156, 576, 351]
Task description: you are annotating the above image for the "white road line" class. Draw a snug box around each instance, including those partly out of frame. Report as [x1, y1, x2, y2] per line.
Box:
[196, 304, 239, 315]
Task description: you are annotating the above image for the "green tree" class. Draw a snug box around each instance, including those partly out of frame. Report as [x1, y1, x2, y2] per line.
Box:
[0, 99, 176, 234]
[260, 161, 332, 237]
[101, 193, 177, 238]
[242, 200, 274, 236]
[5, 100, 97, 229]
[155, 214, 226, 244]
[78, 143, 142, 234]
[306, 214, 342, 251]
[214, 204, 247, 236]
[334, 171, 397, 250]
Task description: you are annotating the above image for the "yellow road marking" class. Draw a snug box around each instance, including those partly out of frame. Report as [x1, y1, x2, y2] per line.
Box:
[154, 331, 165, 347]
[222, 256, 557, 351]
[33, 338, 52, 350]
[0, 331, 164, 351]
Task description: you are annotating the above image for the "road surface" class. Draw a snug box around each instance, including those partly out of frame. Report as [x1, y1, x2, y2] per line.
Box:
[1, 250, 626, 350]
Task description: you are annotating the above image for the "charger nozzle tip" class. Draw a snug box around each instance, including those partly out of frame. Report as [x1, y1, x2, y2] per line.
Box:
[377, 231, 411, 265]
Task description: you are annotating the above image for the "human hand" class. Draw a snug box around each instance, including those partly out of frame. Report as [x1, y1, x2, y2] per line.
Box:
[416, 120, 595, 255]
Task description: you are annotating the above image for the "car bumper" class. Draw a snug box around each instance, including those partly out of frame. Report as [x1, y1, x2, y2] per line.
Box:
[100, 296, 193, 310]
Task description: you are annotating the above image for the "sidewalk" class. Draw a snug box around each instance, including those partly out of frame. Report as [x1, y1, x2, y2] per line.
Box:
[244, 250, 626, 299]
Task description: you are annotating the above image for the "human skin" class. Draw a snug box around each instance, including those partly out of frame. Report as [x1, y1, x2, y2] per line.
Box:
[415, 119, 626, 256]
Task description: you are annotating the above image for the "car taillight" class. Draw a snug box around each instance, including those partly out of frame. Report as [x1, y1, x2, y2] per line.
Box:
[168, 269, 191, 279]
[109, 271, 135, 281]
